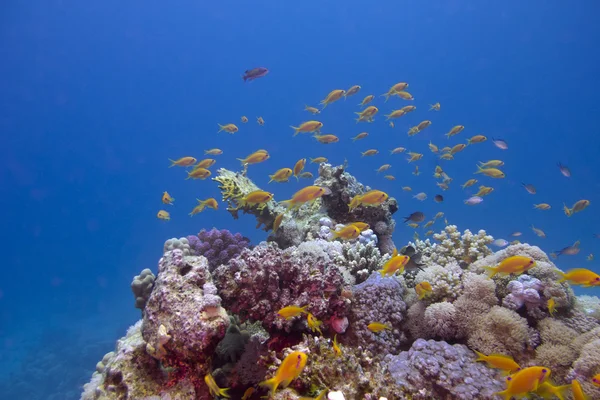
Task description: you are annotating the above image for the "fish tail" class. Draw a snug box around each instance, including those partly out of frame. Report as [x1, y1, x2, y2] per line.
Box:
[217, 123, 224, 133]
[483, 266, 497, 278]
[259, 378, 280, 395]
[467, 139, 472, 145]
[289, 126, 300, 136]
[556, 270, 567, 283]
[168, 159, 176, 167]
[473, 350, 487, 362]
[184, 173, 192, 180]
[494, 389, 511, 400]
[219, 388, 230, 398]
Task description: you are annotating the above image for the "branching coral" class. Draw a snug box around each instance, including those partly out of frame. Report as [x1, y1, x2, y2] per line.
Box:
[413, 225, 493, 267]
[187, 228, 250, 271]
[335, 241, 384, 285]
[213, 168, 284, 231]
[414, 261, 464, 302]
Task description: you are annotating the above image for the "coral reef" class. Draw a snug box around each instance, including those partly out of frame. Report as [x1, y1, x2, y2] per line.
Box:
[384, 339, 504, 400]
[213, 168, 285, 231]
[347, 271, 408, 354]
[163, 237, 192, 255]
[131, 268, 155, 311]
[187, 228, 250, 271]
[142, 250, 229, 366]
[213, 241, 351, 333]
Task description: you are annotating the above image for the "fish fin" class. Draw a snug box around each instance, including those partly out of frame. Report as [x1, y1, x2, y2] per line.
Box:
[259, 377, 279, 394]
[483, 266, 497, 278]
[168, 159, 177, 167]
[217, 123, 224, 132]
[289, 126, 300, 136]
[556, 270, 567, 283]
[473, 350, 486, 362]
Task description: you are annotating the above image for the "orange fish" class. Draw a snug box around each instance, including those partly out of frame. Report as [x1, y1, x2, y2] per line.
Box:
[495, 366, 551, 400]
[320, 89, 345, 109]
[217, 123, 239, 134]
[186, 168, 211, 180]
[415, 282, 433, 300]
[169, 157, 196, 167]
[280, 186, 332, 211]
[557, 268, 600, 287]
[291, 121, 323, 136]
[238, 150, 270, 165]
[260, 351, 308, 394]
[483, 256, 536, 278]
[293, 158, 306, 180]
[238, 190, 273, 207]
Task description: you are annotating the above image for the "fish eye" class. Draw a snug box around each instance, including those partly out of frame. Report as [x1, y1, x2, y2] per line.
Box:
[506, 377, 512, 381]
[596, 277, 600, 281]
[542, 369, 547, 373]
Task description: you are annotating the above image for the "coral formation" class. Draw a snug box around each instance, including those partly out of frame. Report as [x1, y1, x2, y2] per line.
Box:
[130, 268, 155, 310]
[187, 228, 250, 270]
[163, 237, 192, 255]
[385, 339, 504, 400]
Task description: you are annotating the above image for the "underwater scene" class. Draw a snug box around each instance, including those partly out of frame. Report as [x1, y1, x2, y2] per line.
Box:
[1, 1, 600, 399]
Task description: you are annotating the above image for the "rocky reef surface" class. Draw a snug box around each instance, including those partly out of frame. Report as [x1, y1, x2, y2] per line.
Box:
[82, 164, 600, 400]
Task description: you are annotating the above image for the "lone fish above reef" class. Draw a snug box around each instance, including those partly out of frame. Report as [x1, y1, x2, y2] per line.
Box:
[243, 67, 268, 82]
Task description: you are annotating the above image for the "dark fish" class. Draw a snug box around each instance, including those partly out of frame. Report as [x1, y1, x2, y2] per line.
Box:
[522, 183, 536, 195]
[243, 67, 269, 82]
[557, 162, 571, 178]
[434, 194, 444, 203]
[492, 137, 508, 150]
[554, 241, 581, 256]
[400, 245, 425, 272]
[404, 212, 425, 223]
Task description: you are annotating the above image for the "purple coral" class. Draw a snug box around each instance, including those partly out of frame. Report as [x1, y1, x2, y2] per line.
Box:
[503, 274, 544, 311]
[385, 339, 504, 400]
[188, 228, 250, 271]
[347, 271, 407, 354]
[212, 241, 350, 333]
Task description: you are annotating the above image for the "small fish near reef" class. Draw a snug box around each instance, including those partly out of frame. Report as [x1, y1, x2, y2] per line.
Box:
[204, 373, 229, 398]
[483, 256, 536, 278]
[278, 305, 308, 319]
[169, 156, 196, 167]
[281, 186, 332, 211]
[557, 268, 600, 287]
[162, 191, 174, 205]
[242, 67, 269, 82]
[330, 224, 361, 241]
[379, 248, 410, 277]
[260, 351, 308, 394]
[156, 210, 170, 221]
[473, 350, 520, 374]
[367, 322, 391, 333]
[495, 366, 551, 399]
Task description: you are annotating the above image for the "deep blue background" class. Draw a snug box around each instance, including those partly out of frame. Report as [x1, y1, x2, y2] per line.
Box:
[1, 1, 599, 398]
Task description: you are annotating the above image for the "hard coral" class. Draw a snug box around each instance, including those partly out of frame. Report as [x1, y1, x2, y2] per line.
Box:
[187, 228, 250, 271]
[131, 268, 155, 311]
[213, 168, 285, 231]
[213, 241, 351, 333]
[314, 163, 398, 254]
[384, 339, 504, 400]
[347, 272, 407, 354]
[142, 250, 229, 369]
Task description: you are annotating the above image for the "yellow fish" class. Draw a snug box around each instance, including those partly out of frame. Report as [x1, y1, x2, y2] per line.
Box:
[445, 125, 464, 138]
[186, 168, 211, 180]
[450, 143, 467, 155]
[478, 160, 505, 168]
[204, 148, 223, 155]
[313, 134, 339, 144]
[291, 120, 324, 136]
[475, 186, 494, 196]
[281, 186, 332, 211]
[462, 179, 478, 189]
[197, 198, 218, 210]
[534, 381, 571, 400]
[217, 123, 239, 134]
[358, 94, 375, 107]
[320, 89, 345, 109]
[306, 313, 323, 335]
[384, 175, 395, 181]
[238, 190, 274, 207]
[473, 350, 520, 374]
[194, 158, 216, 169]
[534, 203, 552, 210]
[495, 366, 550, 400]
[169, 156, 196, 167]
[385, 109, 406, 120]
[361, 149, 379, 157]
[475, 165, 505, 178]
[415, 281, 433, 300]
[381, 82, 408, 101]
[547, 298, 556, 316]
[350, 222, 370, 231]
[401, 105, 416, 113]
[417, 120, 432, 131]
[467, 135, 487, 144]
[390, 147, 406, 154]
[429, 102, 440, 111]
[355, 106, 378, 123]
[310, 157, 328, 163]
[592, 373, 600, 387]
[349, 190, 389, 210]
[273, 213, 284, 232]
[367, 322, 391, 333]
[269, 168, 293, 183]
[571, 379, 586, 400]
[557, 268, 600, 287]
[260, 351, 308, 394]
[332, 334, 342, 357]
[565, 199, 591, 216]
[157, 210, 170, 221]
[376, 164, 391, 173]
[393, 90, 414, 100]
[241, 387, 255, 400]
[428, 142, 439, 153]
[483, 256, 536, 278]
[204, 373, 230, 398]
[331, 224, 361, 241]
[293, 158, 306, 180]
[237, 150, 270, 165]
[352, 132, 369, 141]
[407, 152, 423, 163]
[379, 249, 410, 277]
[278, 305, 308, 319]
[162, 191, 174, 205]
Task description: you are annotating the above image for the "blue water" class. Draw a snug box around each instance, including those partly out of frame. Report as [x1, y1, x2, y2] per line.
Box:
[1, 1, 599, 398]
